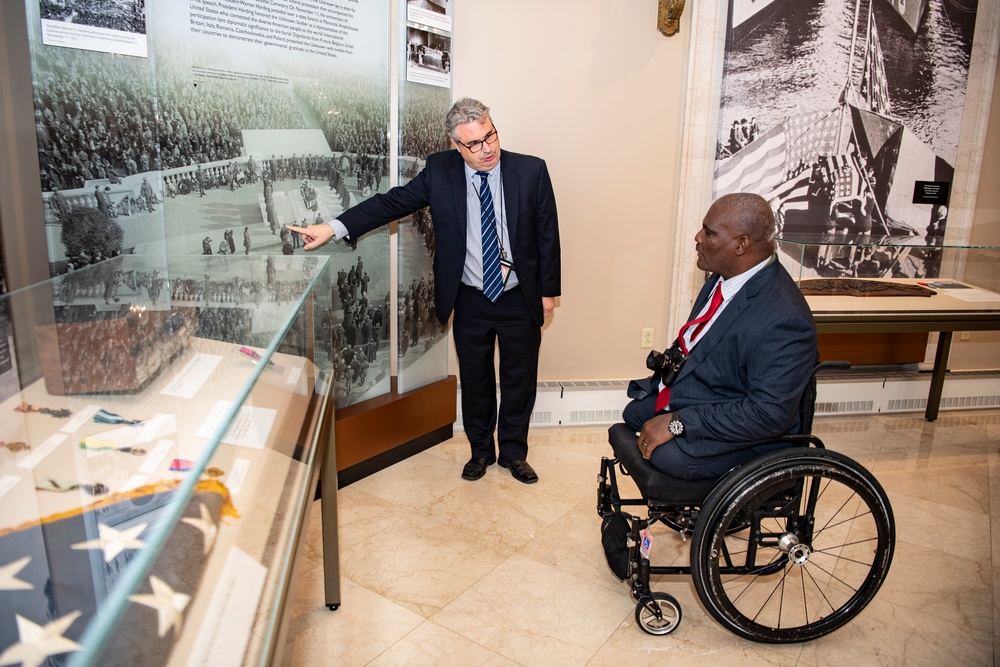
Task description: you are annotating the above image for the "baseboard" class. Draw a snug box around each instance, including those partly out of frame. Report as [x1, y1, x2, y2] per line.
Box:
[454, 370, 1000, 430]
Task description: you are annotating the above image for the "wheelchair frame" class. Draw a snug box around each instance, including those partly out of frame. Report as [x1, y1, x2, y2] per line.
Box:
[597, 367, 895, 643]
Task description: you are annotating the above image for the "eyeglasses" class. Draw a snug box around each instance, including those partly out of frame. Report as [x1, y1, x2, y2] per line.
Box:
[456, 127, 499, 153]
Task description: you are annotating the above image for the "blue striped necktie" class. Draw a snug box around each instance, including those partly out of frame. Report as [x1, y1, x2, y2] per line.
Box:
[476, 171, 504, 302]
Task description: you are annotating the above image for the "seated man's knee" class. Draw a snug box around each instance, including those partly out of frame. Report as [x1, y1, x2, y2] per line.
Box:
[623, 396, 656, 432]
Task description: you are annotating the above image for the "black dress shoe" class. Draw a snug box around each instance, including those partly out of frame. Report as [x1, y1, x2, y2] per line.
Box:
[462, 456, 495, 481]
[499, 459, 538, 484]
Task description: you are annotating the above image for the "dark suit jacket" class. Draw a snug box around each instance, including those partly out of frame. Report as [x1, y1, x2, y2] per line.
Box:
[338, 149, 561, 325]
[670, 259, 818, 458]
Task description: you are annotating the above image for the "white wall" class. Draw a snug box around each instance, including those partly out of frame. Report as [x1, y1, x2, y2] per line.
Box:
[449, 0, 691, 381]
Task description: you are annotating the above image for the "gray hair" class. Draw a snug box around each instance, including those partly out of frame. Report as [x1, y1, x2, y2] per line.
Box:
[445, 98, 490, 140]
[715, 192, 776, 245]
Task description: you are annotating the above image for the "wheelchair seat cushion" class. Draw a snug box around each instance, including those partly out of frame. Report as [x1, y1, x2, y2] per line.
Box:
[608, 423, 717, 504]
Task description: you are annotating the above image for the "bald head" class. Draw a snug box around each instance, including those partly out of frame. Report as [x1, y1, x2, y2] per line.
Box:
[695, 193, 776, 278]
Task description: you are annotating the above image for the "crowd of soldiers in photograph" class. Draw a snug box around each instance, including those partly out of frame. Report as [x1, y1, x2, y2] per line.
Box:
[31, 45, 397, 195]
[400, 86, 453, 164]
[55, 259, 315, 311]
[40, 0, 147, 34]
[326, 256, 389, 402]
[399, 274, 445, 357]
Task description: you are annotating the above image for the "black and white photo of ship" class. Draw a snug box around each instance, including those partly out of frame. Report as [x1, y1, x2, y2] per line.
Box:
[714, 0, 978, 279]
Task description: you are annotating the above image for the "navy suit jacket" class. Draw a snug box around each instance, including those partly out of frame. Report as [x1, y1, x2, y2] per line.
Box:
[670, 259, 818, 458]
[339, 149, 561, 326]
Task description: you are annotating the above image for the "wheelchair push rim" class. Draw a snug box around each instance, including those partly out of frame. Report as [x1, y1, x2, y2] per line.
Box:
[691, 448, 895, 643]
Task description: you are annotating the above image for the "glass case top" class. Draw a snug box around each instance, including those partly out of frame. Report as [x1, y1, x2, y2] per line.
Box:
[0, 253, 328, 666]
[777, 233, 1000, 250]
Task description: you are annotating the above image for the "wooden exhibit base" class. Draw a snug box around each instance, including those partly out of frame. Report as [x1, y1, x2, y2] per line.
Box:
[818, 331, 928, 366]
[334, 375, 457, 487]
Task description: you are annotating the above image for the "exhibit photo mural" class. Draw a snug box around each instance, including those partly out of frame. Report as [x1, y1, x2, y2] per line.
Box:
[396, 81, 452, 394]
[714, 0, 979, 280]
[24, 0, 393, 409]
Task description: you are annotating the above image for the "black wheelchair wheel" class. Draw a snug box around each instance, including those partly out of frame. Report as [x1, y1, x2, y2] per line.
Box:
[690, 448, 894, 643]
[635, 593, 682, 636]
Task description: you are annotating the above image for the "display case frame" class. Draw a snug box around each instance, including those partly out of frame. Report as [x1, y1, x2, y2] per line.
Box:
[777, 237, 1000, 420]
[0, 253, 338, 667]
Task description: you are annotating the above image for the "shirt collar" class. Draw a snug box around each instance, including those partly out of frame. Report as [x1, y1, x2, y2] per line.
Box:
[717, 253, 775, 302]
[465, 160, 502, 182]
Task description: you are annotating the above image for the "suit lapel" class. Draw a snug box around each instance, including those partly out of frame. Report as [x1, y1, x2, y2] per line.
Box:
[449, 152, 468, 236]
[501, 154, 519, 244]
[676, 263, 777, 382]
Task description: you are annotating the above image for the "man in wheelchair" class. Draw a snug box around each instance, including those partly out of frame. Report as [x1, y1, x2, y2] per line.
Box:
[599, 193, 895, 642]
[625, 192, 817, 479]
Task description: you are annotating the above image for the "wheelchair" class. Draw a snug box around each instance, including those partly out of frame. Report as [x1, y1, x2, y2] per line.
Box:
[596, 362, 895, 642]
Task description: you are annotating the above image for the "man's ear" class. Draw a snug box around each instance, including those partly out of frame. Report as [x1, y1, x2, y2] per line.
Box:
[450, 138, 460, 152]
[734, 235, 751, 256]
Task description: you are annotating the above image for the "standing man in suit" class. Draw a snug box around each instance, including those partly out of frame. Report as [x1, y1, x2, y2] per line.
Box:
[289, 98, 561, 484]
[625, 193, 817, 481]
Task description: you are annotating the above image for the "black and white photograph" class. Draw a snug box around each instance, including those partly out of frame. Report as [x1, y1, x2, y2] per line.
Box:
[40, 0, 148, 57]
[26, 0, 394, 409]
[395, 82, 453, 393]
[714, 0, 978, 280]
[405, 26, 452, 89]
[406, 0, 453, 33]
[39, 0, 147, 33]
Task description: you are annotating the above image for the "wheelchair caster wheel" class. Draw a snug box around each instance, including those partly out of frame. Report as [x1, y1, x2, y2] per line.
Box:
[635, 593, 682, 636]
[327, 604, 340, 611]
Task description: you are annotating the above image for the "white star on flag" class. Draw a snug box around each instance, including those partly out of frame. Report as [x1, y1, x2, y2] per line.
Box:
[0, 556, 33, 591]
[129, 576, 191, 638]
[0, 611, 82, 667]
[71, 522, 148, 562]
[181, 503, 218, 555]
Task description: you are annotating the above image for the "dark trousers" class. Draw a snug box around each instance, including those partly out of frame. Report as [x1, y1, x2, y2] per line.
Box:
[453, 283, 541, 463]
[623, 389, 784, 481]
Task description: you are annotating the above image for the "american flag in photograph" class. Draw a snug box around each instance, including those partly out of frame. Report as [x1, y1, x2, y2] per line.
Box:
[783, 107, 841, 178]
[860, 12, 892, 116]
[714, 123, 787, 197]
[765, 171, 812, 213]
[823, 153, 869, 203]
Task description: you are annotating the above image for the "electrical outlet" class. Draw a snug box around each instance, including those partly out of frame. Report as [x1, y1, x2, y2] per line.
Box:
[960, 331, 971, 341]
[641, 328, 654, 348]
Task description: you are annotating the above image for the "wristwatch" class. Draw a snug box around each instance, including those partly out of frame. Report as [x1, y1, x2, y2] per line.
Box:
[668, 414, 685, 437]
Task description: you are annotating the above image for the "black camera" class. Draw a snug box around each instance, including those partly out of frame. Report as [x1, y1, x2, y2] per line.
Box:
[646, 341, 686, 387]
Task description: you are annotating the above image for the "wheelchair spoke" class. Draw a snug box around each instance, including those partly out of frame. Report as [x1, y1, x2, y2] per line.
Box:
[691, 449, 895, 643]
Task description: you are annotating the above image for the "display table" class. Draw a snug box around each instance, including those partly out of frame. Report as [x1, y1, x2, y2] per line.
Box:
[0, 254, 338, 666]
[802, 279, 1000, 420]
[776, 237, 1000, 421]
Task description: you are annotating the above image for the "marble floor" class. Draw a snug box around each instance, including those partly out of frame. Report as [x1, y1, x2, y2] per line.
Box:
[281, 409, 1000, 666]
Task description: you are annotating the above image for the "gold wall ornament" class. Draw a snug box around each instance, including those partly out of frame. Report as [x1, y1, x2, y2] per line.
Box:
[657, 0, 686, 36]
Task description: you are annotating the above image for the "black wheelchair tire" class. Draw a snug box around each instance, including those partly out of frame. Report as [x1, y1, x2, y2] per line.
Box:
[690, 447, 894, 643]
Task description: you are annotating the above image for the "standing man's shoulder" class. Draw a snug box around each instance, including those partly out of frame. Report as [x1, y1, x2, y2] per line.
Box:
[424, 150, 463, 170]
[500, 150, 547, 171]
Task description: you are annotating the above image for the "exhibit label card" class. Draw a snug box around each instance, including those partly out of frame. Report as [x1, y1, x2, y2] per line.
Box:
[185, 546, 267, 667]
[17, 433, 68, 470]
[196, 402, 276, 450]
[161, 354, 223, 399]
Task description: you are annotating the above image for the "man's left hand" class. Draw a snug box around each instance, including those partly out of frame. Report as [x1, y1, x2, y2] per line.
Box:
[542, 296, 555, 319]
[637, 413, 674, 460]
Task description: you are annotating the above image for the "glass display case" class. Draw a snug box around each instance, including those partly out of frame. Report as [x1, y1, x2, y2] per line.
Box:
[776, 234, 1000, 292]
[776, 236, 1000, 420]
[0, 253, 335, 666]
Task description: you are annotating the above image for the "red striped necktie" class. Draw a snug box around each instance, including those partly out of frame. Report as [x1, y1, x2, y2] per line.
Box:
[655, 282, 724, 413]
